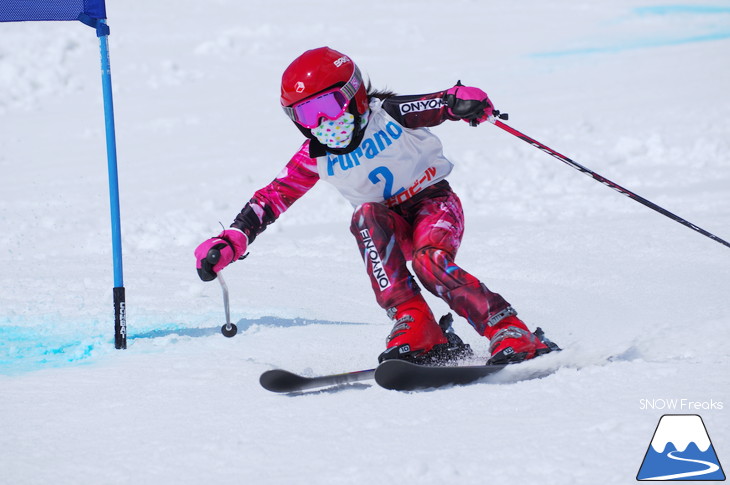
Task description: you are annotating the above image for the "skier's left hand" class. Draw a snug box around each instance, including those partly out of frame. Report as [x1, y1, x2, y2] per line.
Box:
[443, 83, 494, 126]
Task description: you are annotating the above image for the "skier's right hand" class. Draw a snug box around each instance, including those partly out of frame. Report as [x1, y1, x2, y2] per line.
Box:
[194, 228, 248, 281]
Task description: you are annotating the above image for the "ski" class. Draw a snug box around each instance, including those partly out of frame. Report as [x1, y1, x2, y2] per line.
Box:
[374, 359, 507, 391]
[259, 362, 506, 393]
[259, 367, 376, 393]
[260, 327, 560, 393]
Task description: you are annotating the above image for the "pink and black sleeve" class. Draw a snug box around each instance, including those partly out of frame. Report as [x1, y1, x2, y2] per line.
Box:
[230, 141, 320, 243]
[380, 90, 459, 128]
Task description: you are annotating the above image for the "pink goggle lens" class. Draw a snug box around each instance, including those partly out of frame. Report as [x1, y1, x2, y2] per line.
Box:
[291, 89, 350, 128]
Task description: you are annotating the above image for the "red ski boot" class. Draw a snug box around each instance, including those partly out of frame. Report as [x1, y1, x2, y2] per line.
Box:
[378, 294, 449, 363]
[484, 315, 552, 365]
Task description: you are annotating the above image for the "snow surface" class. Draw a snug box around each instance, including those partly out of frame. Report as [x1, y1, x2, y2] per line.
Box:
[1, 1, 729, 484]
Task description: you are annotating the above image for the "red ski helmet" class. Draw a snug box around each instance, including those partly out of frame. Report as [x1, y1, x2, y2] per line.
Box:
[280, 47, 369, 116]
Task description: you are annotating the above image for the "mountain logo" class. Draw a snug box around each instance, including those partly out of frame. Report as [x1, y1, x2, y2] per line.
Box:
[637, 414, 725, 481]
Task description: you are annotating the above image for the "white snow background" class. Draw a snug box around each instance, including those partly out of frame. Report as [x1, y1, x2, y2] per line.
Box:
[1, 1, 729, 484]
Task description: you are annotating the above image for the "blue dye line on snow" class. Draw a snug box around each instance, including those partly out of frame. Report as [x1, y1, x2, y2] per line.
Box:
[0, 325, 110, 376]
[0, 321, 209, 375]
[0, 316, 369, 375]
[634, 5, 730, 15]
[532, 31, 730, 57]
[532, 4, 730, 57]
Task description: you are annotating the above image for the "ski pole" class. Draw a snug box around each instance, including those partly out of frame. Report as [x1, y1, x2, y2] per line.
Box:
[489, 116, 730, 249]
[206, 248, 239, 337]
[216, 271, 238, 338]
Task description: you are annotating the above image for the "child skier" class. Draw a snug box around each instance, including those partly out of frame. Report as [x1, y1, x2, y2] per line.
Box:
[195, 46, 553, 365]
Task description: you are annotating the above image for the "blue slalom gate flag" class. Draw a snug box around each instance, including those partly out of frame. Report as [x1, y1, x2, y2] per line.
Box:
[0, 0, 106, 22]
[1, 0, 127, 349]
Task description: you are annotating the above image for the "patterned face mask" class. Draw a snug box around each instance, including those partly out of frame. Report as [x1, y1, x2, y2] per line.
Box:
[311, 110, 369, 149]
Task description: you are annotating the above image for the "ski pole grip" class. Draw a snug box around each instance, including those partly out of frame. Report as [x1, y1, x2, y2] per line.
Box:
[206, 248, 221, 265]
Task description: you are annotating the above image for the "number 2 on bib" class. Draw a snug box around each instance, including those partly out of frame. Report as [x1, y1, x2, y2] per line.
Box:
[368, 166, 405, 200]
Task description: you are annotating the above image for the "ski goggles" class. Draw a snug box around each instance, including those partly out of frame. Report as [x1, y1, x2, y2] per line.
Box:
[283, 66, 363, 128]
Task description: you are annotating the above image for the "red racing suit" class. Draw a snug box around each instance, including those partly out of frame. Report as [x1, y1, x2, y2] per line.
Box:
[231, 90, 515, 335]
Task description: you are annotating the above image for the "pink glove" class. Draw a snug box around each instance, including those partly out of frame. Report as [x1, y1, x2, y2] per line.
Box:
[443, 82, 494, 126]
[194, 228, 248, 281]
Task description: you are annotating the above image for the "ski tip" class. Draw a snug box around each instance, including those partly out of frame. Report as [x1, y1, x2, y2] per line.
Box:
[259, 369, 305, 393]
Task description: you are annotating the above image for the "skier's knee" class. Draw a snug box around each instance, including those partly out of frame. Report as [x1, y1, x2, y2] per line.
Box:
[411, 246, 442, 285]
[350, 202, 390, 236]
